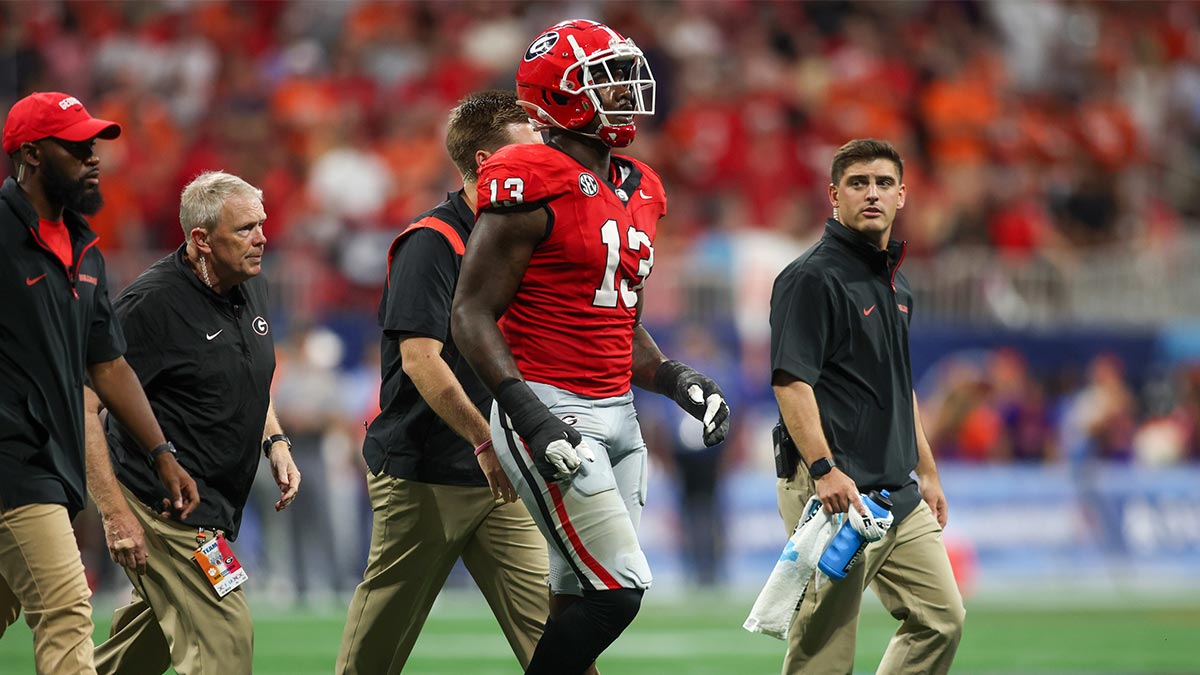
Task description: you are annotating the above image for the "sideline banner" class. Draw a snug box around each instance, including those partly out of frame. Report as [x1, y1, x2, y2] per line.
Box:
[641, 465, 1200, 592]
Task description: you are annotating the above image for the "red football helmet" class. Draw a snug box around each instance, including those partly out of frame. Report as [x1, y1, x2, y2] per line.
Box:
[516, 19, 656, 148]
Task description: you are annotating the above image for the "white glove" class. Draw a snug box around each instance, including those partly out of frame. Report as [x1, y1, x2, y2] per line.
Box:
[544, 437, 595, 480]
[687, 384, 727, 439]
[846, 493, 894, 542]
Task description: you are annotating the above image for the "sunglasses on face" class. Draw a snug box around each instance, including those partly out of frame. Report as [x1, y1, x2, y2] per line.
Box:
[42, 137, 97, 161]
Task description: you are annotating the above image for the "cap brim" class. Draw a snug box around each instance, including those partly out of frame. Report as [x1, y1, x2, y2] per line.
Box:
[55, 118, 121, 143]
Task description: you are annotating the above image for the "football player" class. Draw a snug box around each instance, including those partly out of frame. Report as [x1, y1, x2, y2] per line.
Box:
[452, 19, 732, 675]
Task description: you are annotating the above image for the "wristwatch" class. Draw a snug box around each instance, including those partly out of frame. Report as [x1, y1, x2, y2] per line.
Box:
[262, 433, 292, 458]
[148, 441, 177, 465]
[808, 456, 836, 479]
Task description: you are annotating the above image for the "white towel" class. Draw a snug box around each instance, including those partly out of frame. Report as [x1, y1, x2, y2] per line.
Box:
[743, 496, 839, 640]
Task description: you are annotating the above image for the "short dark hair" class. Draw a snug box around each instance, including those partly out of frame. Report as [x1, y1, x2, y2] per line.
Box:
[445, 90, 531, 182]
[830, 138, 903, 186]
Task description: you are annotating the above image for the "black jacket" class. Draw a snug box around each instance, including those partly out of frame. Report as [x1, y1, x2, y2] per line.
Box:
[770, 218, 921, 522]
[364, 191, 492, 487]
[0, 177, 125, 518]
[106, 245, 275, 539]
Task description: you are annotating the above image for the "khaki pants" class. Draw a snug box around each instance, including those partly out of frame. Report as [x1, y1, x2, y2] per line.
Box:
[337, 473, 550, 674]
[777, 474, 965, 675]
[0, 502, 97, 675]
[94, 486, 252, 675]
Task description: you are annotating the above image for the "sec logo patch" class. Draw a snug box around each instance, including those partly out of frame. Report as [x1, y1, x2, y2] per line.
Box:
[579, 173, 599, 197]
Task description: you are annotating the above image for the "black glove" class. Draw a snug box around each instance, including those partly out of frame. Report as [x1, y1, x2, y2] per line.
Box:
[654, 360, 731, 447]
[495, 379, 594, 481]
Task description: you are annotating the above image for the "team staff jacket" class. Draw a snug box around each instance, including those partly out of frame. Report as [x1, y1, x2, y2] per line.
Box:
[769, 218, 922, 523]
[106, 245, 275, 539]
[0, 177, 125, 519]
[476, 144, 666, 399]
[364, 192, 491, 487]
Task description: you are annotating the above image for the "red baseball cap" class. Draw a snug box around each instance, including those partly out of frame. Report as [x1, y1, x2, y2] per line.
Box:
[2, 92, 121, 155]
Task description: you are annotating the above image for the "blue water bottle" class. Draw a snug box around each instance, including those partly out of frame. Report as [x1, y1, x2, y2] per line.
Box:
[817, 489, 892, 581]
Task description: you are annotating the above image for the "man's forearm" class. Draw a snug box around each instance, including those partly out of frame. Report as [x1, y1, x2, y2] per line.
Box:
[451, 307, 524, 394]
[83, 387, 129, 517]
[630, 324, 667, 391]
[88, 357, 167, 453]
[408, 357, 491, 447]
[913, 392, 939, 478]
[773, 378, 835, 468]
[403, 337, 490, 446]
[263, 399, 284, 440]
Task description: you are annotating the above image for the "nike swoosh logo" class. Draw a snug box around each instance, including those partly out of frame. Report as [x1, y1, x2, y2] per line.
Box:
[206, 330, 223, 340]
[863, 305, 876, 317]
[26, 274, 47, 286]
[639, 189, 653, 200]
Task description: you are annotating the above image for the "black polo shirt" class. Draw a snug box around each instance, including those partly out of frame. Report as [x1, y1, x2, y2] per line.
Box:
[0, 178, 125, 519]
[770, 218, 921, 522]
[363, 191, 490, 487]
[105, 245, 275, 539]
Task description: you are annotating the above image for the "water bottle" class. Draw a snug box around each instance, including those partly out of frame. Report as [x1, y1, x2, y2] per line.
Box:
[817, 489, 892, 581]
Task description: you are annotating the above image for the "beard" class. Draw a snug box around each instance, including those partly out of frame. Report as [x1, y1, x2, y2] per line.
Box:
[41, 160, 104, 215]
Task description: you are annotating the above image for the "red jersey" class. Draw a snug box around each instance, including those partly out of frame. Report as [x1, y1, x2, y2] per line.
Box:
[477, 144, 666, 398]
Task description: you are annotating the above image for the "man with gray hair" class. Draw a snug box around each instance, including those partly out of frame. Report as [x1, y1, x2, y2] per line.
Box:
[90, 170, 301, 675]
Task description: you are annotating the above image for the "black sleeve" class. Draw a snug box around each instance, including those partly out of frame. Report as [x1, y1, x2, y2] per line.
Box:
[86, 253, 127, 364]
[112, 291, 168, 388]
[382, 228, 458, 341]
[769, 268, 838, 386]
[903, 279, 914, 324]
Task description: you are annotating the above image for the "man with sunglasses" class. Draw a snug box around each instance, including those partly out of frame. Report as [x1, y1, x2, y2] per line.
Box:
[1, 91, 198, 674]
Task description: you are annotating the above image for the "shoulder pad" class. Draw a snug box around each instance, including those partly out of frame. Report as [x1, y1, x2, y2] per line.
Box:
[477, 145, 574, 212]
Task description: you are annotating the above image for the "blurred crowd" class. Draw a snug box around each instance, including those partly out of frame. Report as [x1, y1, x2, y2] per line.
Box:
[4, 1, 1199, 287]
[919, 348, 1200, 466]
[6, 0, 1200, 595]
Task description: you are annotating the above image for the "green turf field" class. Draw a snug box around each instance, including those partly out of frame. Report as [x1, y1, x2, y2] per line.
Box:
[2, 590, 1198, 673]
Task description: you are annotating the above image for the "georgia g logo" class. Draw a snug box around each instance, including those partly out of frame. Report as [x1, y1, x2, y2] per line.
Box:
[253, 316, 269, 336]
[524, 31, 559, 62]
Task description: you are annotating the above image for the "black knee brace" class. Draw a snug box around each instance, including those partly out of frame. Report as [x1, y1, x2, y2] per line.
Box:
[525, 588, 645, 675]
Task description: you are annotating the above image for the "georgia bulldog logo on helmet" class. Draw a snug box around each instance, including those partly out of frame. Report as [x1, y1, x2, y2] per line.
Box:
[524, 31, 560, 61]
[516, 19, 656, 148]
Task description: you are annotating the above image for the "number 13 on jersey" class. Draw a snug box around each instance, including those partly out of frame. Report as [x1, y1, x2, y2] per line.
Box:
[593, 219, 653, 309]
[489, 177, 525, 207]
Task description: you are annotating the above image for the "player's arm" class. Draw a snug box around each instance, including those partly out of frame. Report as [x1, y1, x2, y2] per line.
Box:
[452, 206, 544, 391]
[630, 290, 730, 447]
[88, 357, 199, 519]
[83, 385, 148, 575]
[772, 372, 864, 516]
[913, 391, 947, 527]
[401, 336, 516, 502]
[630, 291, 667, 389]
[262, 398, 300, 512]
[452, 206, 592, 480]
